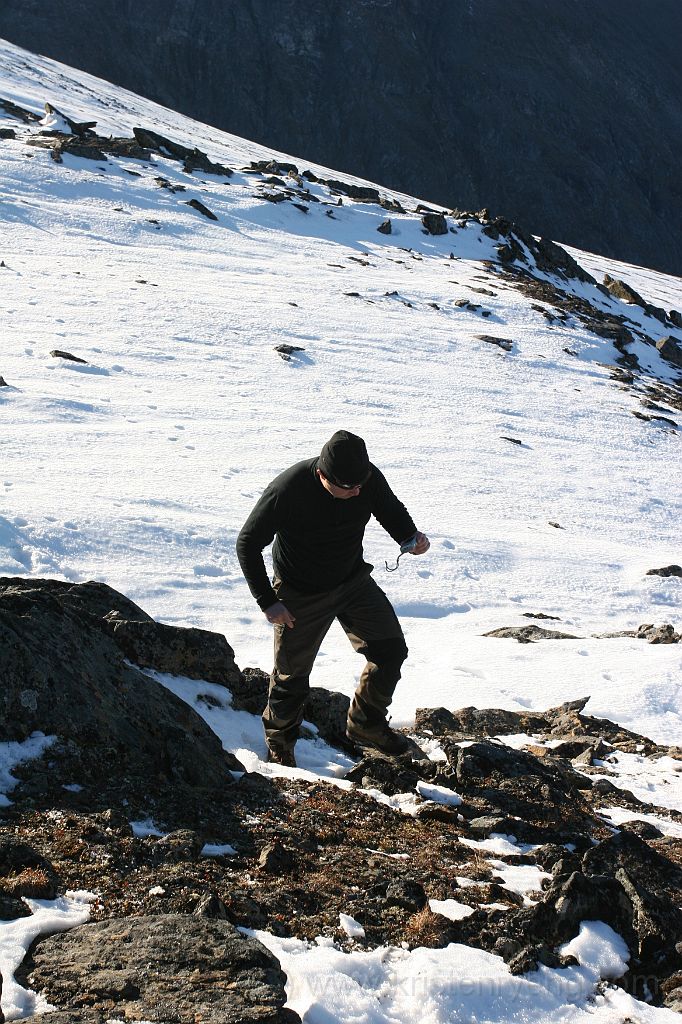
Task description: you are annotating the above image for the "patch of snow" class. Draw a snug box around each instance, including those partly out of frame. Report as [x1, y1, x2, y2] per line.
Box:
[428, 898, 475, 921]
[460, 833, 539, 856]
[201, 843, 237, 856]
[415, 780, 463, 806]
[253, 927, 680, 1023]
[339, 913, 366, 939]
[0, 892, 95, 1022]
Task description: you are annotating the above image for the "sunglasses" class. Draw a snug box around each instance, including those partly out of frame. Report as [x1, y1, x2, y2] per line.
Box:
[328, 469, 372, 490]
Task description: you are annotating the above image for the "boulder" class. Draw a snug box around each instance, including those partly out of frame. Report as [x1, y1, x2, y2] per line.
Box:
[0, 578, 243, 807]
[104, 614, 241, 685]
[656, 336, 682, 368]
[20, 915, 299, 1023]
[603, 274, 648, 306]
[50, 349, 88, 363]
[482, 624, 581, 642]
[415, 705, 549, 737]
[646, 564, 682, 577]
[421, 212, 448, 235]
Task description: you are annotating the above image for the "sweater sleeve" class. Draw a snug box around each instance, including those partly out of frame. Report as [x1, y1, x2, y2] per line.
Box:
[369, 467, 417, 545]
[236, 485, 282, 611]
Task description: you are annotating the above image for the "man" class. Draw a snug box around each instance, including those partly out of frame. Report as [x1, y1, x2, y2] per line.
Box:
[236, 430, 430, 767]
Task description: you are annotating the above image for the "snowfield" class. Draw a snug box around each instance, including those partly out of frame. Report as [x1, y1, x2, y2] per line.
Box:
[1, 35, 681, 1024]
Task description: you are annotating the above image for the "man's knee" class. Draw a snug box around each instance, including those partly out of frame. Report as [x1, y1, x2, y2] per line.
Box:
[365, 636, 408, 670]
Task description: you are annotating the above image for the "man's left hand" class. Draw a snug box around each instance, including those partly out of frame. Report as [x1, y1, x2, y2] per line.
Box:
[410, 531, 430, 555]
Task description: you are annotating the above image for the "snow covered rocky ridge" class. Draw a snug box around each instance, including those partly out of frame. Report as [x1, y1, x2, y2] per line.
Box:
[1, 36, 681, 1024]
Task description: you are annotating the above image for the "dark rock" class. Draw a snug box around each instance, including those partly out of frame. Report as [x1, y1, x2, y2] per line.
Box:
[185, 198, 218, 220]
[250, 159, 299, 175]
[155, 829, 203, 861]
[508, 942, 569, 974]
[635, 623, 679, 644]
[603, 274, 648, 306]
[476, 334, 513, 351]
[656, 335, 682, 368]
[322, 178, 381, 203]
[303, 686, 351, 748]
[592, 779, 618, 795]
[0, 578, 243, 807]
[377, 218, 392, 234]
[421, 212, 448, 235]
[0, 893, 32, 920]
[669, 310, 682, 329]
[621, 820, 664, 841]
[50, 349, 88, 363]
[344, 754, 420, 796]
[0, 127, 16, 139]
[646, 564, 682, 578]
[50, 138, 107, 162]
[104, 615, 241, 685]
[473, 337, 509, 354]
[548, 736, 609, 759]
[0, 840, 59, 899]
[262, 191, 288, 204]
[414, 803, 460, 824]
[521, 612, 561, 620]
[468, 815, 509, 834]
[258, 842, 294, 874]
[385, 879, 427, 911]
[483, 624, 581, 642]
[0, 376, 9, 386]
[227, 666, 269, 714]
[20, 914, 298, 1023]
[193, 892, 230, 919]
[273, 344, 305, 361]
[0, 98, 41, 123]
[415, 705, 548, 738]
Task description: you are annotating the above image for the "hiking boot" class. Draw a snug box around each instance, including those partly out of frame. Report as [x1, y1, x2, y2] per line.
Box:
[266, 746, 297, 768]
[346, 719, 410, 756]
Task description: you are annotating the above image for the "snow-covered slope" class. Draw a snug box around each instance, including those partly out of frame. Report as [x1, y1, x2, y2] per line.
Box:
[1, 36, 681, 751]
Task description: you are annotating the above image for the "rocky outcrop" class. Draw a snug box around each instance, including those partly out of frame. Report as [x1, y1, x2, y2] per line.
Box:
[0, 577, 243, 812]
[19, 915, 299, 1023]
[3, 581, 681, 1014]
[657, 336, 682, 368]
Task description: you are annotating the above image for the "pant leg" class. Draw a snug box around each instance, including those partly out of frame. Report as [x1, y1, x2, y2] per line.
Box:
[263, 580, 336, 751]
[336, 575, 408, 728]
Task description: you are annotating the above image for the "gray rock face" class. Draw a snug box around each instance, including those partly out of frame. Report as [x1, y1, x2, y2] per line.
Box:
[656, 336, 682, 368]
[483, 624, 581, 642]
[0, 578, 243, 805]
[106, 615, 241, 685]
[1, 1, 681, 274]
[20, 914, 300, 1023]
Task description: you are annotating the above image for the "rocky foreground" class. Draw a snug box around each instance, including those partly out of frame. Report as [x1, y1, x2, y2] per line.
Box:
[1, 577, 682, 1021]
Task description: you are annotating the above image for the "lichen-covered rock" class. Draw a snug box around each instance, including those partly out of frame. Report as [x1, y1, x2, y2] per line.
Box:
[105, 614, 241, 684]
[21, 914, 299, 1023]
[0, 578, 243, 807]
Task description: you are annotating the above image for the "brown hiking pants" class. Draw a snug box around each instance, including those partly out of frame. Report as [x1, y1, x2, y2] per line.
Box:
[263, 567, 408, 753]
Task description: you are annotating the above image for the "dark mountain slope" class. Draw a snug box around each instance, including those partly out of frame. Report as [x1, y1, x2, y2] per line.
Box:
[1, 0, 681, 274]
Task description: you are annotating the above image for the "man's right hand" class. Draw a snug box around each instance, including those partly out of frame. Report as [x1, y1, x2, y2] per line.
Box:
[264, 601, 296, 628]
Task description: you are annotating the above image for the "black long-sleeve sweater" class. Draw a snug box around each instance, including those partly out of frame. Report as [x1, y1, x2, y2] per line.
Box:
[236, 458, 417, 610]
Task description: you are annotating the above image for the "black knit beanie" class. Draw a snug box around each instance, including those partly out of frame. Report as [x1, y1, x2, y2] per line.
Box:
[318, 430, 371, 487]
